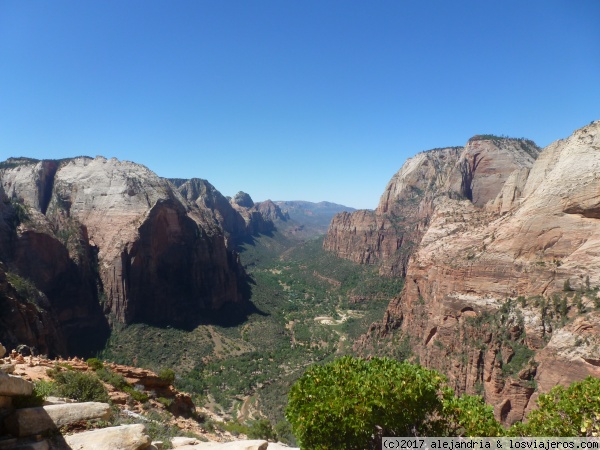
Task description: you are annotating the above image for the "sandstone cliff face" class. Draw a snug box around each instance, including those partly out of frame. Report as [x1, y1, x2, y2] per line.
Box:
[350, 121, 600, 424]
[0, 262, 67, 357]
[324, 138, 539, 277]
[325, 148, 460, 276]
[172, 179, 288, 245]
[0, 157, 248, 352]
[254, 199, 290, 223]
[1, 162, 109, 355]
[230, 191, 281, 237]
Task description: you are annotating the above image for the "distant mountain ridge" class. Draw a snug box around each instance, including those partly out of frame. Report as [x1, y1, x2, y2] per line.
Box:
[274, 200, 357, 237]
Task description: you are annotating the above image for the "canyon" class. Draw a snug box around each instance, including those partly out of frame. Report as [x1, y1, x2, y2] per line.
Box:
[0, 157, 291, 356]
[1, 119, 600, 433]
[325, 121, 600, 424]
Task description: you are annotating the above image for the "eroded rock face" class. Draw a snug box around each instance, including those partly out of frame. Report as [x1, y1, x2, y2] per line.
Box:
[4, 402, 111, 437]
[0, 262, 67, 357]
[324, 138, 540, 278]
[0, 157, 248, 348]
[172, 180, 287, 245]
[229, 192, 281, 237]
[254, 200, 289, 224]
[351, 121, 600, 424]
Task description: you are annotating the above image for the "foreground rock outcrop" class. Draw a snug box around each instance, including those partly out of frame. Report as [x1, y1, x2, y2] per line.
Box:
[341, 121, 600, 424]
[0, 343, 152, 449]
[63, 424, 151, 450]
[1, 350, 296, 450]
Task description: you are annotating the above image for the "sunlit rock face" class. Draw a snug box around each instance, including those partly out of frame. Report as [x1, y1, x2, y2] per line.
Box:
[0, 156, 248, 354]
[350, 121, 600, 424]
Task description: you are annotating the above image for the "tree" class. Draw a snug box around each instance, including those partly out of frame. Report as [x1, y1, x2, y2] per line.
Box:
[248, 419, 276, 441]
[440, 393, 503, 437]
[285, 356, 448, 449]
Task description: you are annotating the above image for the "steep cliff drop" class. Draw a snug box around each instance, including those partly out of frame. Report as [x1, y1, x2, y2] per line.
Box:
[326, 121, 600, 424]
[0, 156, 250, 355]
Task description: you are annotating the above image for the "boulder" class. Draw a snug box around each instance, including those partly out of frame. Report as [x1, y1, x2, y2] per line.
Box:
[0, 371, 33, 396]
[4, 402, 110, 437]
[266, 444, 299, 450]
[64, 424, 151, 450]
[0, 364, 15, 374]
[171, 436, 199, 447]
[0, 343, 6, 358]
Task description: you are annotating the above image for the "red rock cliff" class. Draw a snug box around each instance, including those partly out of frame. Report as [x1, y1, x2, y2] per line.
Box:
[0, 157, 248, 351]
[348, 122, 600, 424]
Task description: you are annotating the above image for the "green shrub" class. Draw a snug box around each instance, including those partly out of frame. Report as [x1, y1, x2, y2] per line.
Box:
[96, 367, 128, 390]
[221, 421, 252, 437]
[274, 420, 294, 445]
[286, 356, 447, 449]
[159, 368, 176, 385]
[248, 419, 276, 441]
[123, 385, 149, 403]
[52, 370, 109, 403]
[440, 394, 503, 437]
[157, 397, 174, 408]
[86, 358, 104, 371]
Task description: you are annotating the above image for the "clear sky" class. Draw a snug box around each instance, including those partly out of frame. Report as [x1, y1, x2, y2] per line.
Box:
[1, 1, 599, 209]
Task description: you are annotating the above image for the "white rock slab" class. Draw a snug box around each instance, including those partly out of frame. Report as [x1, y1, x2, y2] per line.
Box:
[0, 371, 33, 396]
[4, 402, 110, 436]
[64, 424, 151, 450]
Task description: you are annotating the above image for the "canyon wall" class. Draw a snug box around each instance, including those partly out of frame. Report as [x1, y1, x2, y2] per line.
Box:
[334, 121, 600, 424]
[324, 137, 540, 277]
[0, 157, 252, 354]
[173, 178, 289, 245]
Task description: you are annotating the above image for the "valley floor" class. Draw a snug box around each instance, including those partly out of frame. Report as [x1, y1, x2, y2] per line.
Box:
[99, 232, 403, 426]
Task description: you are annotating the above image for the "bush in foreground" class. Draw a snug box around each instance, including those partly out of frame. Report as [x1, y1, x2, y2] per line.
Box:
[51, 369, 110, 403]
[286, 356, 454, 449]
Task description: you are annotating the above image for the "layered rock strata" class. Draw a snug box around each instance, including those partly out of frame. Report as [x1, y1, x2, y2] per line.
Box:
[0, 157, 249, 354]
[347, 121, 600, 424]
[324, 136, 540, 276]
[172, 179, 288, 246]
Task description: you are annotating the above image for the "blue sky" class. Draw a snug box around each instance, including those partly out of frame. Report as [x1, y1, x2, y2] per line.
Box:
[1, 1, 599, 209]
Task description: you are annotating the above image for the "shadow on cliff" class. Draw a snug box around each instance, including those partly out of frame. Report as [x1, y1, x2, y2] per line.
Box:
[127, 271, 268, 332]
[234, 228, 277, 249]
[200, 271, 269, 329]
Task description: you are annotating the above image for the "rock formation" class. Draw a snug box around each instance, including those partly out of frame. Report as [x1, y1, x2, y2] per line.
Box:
[324, 137, 540, 276]
[0, 157, 249, 354]
[171, 179, 288, 245]
[336, 121, 600, 424]
[0, 351, 297, 450]
[229, 192, 285, 238]
[0, 261, 67, 357]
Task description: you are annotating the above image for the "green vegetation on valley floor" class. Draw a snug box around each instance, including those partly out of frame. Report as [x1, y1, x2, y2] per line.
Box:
[99, 232, 403, 425]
